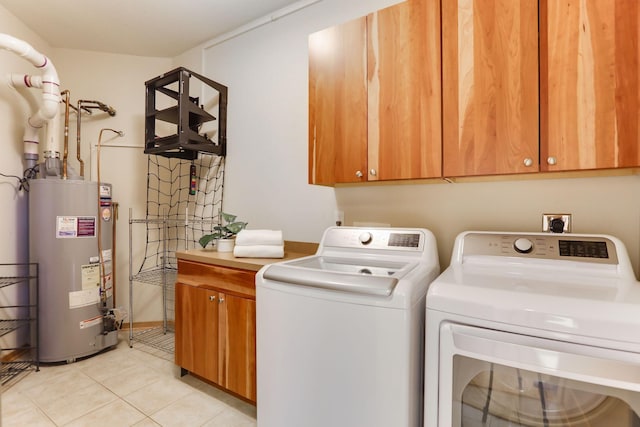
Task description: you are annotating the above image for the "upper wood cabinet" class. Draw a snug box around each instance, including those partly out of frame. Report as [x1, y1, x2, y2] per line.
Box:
[540, 0, 640, 171]
[368, 0, 442, 181]
[309, 0, 441, 185]
[442, 0, 539, 177]
[308, 17, 367, 185]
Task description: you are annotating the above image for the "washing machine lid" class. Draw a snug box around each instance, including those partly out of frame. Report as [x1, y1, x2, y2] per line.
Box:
[427, 231, 640, 349]
[262, 256, 417, 297]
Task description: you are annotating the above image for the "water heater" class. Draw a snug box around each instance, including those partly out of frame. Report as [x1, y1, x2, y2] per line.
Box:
[29, 179, 118, 363]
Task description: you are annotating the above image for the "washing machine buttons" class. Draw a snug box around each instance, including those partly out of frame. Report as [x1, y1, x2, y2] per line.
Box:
[359, 232, 373, 245]
[514, 237, 534, 254]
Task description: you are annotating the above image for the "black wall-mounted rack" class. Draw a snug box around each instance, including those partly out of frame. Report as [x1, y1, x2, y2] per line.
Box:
[144, 67, 227, 160]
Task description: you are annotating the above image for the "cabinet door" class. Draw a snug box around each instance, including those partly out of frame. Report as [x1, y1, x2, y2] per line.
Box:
[219, 293, 257, 402]
[540, 0, 640, 171]
[367, 0, 441, 180]
[309, 17, 368, 185]
[442, 0, 539, 177]
[175, 283, 219, 382]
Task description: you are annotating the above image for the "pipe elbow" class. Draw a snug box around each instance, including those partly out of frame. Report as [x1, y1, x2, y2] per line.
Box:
[38, 94, 60, 120]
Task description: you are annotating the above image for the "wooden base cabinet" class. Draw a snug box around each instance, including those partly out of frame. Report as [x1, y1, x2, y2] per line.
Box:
[175, 260, 257, 403]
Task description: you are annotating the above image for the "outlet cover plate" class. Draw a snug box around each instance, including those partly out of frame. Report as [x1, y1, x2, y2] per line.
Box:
[542, 214, 572, 233]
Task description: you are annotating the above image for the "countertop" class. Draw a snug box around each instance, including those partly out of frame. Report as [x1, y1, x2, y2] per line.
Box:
[176, 241, 318, 272]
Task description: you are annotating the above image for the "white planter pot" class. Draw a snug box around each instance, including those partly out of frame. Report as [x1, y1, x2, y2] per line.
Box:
[217, 238, 235, 253]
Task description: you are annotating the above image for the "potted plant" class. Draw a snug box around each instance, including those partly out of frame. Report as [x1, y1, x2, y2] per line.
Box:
[199, 212, 248, 252]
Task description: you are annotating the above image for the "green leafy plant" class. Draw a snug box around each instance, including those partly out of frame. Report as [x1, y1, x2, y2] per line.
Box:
[198, 212, 248, 248]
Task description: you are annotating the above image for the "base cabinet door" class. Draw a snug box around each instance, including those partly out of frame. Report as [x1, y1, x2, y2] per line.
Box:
[220, 293, 257, 402]
[175, 283, 219, 383]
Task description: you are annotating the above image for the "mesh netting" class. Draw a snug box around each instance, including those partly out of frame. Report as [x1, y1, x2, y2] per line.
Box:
[136, 153, 224, 275]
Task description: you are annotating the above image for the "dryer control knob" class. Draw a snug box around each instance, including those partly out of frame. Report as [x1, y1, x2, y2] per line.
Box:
[514, 237, 534, 254]
[359, 232, 373, 245]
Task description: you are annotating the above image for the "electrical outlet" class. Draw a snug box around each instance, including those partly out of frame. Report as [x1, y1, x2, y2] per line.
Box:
[542, 213, 572, 233]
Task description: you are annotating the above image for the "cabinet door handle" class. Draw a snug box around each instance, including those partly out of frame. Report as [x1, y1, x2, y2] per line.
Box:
[355, 170, 363, 178]
[547, 156, 557, 166]
[219, 297, 225, 304]
[523, 158, 533, 167]
[369, 169, 377, 176]
[209, 295, 216, 302]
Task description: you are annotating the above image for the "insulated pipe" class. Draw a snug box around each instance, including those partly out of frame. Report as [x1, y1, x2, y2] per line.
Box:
[0, 33, 61, 169]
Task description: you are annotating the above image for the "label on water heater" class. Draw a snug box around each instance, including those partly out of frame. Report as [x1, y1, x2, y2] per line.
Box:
[56, 216, 96, 238]
[79, 315, 102, 329]
[99, 185, 111, 198]
[69, 289, 99, 308]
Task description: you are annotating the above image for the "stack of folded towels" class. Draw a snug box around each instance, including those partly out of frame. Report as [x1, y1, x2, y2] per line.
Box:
[233, 229, 285, 258]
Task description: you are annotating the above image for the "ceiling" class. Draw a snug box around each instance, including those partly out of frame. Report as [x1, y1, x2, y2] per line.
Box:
[0, 0, 305, 57]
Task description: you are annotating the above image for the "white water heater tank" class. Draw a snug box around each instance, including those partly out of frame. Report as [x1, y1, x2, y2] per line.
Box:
[29, 178, 117, 363]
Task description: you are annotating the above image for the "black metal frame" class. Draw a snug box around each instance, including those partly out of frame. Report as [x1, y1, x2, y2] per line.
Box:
[144, 67, 227, 159]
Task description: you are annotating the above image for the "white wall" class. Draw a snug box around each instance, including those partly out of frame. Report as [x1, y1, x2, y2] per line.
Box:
[189, 0, 640, 276]
[0, 5, 53, 264]
[183, 0, 402, 242]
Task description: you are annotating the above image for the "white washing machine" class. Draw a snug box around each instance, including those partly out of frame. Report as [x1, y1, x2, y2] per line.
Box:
[256, 226, 440, 427]
[425, 231, 640, 427]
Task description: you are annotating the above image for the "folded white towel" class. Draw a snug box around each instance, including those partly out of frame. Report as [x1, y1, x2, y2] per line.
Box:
[233, 245, 284, 258]
[235, 229, 284, 246]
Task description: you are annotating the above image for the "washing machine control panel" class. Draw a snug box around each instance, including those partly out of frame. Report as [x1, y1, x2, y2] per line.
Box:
[462, 232, 619, 265]
[322, 227, 425, 251]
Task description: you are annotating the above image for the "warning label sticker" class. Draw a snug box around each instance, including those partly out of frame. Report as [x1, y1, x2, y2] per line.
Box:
[80, 315, 102, 329]
[56, 216, 96, 238]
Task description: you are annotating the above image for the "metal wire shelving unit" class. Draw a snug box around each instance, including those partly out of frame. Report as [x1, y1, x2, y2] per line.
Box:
[128, 212, 216, 355]
[0, 263, 39, 388]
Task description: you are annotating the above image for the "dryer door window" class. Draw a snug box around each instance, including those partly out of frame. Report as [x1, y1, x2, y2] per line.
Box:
[455, 356, 637, 426]
[439, 323, 640, 426]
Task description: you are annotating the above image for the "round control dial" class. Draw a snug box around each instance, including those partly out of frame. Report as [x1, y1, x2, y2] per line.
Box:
[359, 232, 373, 245]
[514, 237, 533, 254]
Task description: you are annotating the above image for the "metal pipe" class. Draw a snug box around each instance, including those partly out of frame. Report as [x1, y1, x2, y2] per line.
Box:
[76, 99, 85, 177]
[129, 208, 133, 347]
[60, 90, 70, 179]
[96, 128, 123, 305]
[112, 202, 119, 306]
[76, 100, 118, 178]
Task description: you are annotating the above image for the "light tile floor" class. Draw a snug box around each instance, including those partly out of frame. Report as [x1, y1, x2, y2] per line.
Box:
[1, 332, 257, 427]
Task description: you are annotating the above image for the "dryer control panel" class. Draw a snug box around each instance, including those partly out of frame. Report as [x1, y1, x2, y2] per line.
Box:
[461, 232, 620, 265]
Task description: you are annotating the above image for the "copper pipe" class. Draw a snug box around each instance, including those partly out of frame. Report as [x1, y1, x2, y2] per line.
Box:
[76, 99, 85, 177]
[76, 100, 117, 178]
[96, 128, 123, 304]
[112, 202, 118, 306]
[60, 90, 70, 179]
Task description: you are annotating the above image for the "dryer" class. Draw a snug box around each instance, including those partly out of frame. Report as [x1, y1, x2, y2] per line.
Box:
[425, 231, 640, 426]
